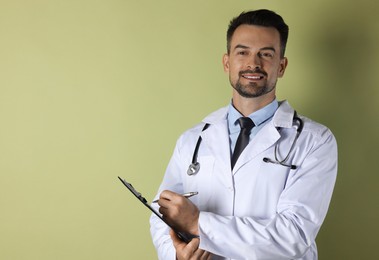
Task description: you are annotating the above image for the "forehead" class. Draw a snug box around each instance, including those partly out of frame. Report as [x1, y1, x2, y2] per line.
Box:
[230, 24, 281, 50]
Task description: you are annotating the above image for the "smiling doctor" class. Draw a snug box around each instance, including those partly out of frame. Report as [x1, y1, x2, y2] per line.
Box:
[150, 9, 337, 260]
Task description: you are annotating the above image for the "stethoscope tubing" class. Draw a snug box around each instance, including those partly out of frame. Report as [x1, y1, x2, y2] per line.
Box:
[187, 112, 303, 175]
[187, 123, 210, 175]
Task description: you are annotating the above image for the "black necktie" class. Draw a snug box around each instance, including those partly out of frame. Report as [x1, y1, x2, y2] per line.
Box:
[231, 117, 254, 169]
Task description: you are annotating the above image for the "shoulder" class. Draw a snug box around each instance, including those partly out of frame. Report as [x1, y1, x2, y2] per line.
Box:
[300, 115, 335, 140]
[278, 100, 336, 139]
[296, 114, 338, 157]
[176, 105, 228, 145]
[181, 106, 228, 137]
[277, 100, 337, 149]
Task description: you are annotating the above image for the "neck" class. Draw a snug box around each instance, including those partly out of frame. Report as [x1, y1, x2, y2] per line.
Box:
[232, 93, 275, 116]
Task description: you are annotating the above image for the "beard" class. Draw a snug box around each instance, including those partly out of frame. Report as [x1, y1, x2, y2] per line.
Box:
[230, 69, 276, 98]
[232, 80, 276, 98]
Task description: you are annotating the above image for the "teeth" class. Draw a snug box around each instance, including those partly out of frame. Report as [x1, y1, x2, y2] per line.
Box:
[243, 75, 262, 80]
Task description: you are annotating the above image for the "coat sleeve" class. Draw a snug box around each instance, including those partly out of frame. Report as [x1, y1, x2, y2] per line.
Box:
[198, 127, 338, 259]
[149, 136, 186, 260]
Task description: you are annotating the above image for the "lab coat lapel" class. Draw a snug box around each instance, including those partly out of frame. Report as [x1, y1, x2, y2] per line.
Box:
[232, 123, 280, 173]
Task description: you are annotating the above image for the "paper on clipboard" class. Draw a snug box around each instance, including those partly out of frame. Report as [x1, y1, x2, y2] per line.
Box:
[117, 176, 198, 243]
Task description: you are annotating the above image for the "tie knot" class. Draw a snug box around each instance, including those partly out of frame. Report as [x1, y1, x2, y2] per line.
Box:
[238, 117, 254, 130]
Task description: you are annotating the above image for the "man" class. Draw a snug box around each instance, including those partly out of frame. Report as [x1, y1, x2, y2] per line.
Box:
[150, 9, 337, 260]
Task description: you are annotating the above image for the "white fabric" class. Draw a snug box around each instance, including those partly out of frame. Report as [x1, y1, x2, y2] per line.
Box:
[150, 101, 338, 260]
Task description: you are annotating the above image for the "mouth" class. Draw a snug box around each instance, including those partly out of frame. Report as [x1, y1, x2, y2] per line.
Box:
[240, 69, 266, 81]
[241, 74, 265, 80]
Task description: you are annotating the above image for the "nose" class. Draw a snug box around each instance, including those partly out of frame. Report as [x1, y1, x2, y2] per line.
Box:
[247, 54, 262, 69]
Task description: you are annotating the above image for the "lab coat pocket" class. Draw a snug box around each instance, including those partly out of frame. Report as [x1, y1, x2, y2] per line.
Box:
[183, 156, 215, 211]
[255, 157, 292, 211]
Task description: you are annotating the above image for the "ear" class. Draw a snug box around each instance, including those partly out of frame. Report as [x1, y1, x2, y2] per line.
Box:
[222, 53, 230, 73]
[278, 57, 288, 78]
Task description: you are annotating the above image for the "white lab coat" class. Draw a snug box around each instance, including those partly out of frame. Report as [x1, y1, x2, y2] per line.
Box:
[150, 101, 337, 260]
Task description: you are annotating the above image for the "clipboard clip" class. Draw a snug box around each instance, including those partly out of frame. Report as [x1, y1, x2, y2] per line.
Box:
[117, 176, 199, 243]
[118, 178, 147, 204]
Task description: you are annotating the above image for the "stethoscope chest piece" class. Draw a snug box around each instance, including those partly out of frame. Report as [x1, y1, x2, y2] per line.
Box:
[187, 162, 200, 176]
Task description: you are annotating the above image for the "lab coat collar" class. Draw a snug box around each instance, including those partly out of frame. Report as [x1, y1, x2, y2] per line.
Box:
[202, 106, 228, 125]
[202, 100, 295, 127]
[272, 100, 295, 129]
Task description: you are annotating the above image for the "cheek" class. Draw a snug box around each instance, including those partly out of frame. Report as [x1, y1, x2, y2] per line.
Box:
[266, 63, 283, 77]
[225, 63, 235, 76]
[230, 68, 241, 82]
[230, 61, 243, 74]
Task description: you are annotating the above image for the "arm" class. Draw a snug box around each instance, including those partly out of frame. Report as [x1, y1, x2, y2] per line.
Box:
[156, 190, 213, 260]
[149, 146, 182, 260]
[150, 126, 214, 259]
[149, 134, 197, 259]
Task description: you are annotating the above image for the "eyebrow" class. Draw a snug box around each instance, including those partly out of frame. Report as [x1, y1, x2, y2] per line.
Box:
[260, 47, 276, 52]
[233, 44, 276, 53]
[234, 44, 249, 50]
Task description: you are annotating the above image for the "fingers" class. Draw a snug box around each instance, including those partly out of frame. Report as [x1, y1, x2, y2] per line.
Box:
[191, 246, 210, 260]
[170, 229, 212, 260]
[159, 190, 200, 236]
[204, 251, 212, 260]
[157, 190, 180, 213]
[170, 229, 199, 259]
[159, 190, 178, 203]
[158, 190, 187, 220]
[158, 190, 177, 216]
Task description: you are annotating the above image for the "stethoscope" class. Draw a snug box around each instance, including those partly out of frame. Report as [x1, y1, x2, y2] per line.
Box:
[187, 112, 304, 176]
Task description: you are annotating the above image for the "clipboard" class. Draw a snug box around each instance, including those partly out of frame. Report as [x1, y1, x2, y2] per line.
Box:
[117, 176, 198, 243]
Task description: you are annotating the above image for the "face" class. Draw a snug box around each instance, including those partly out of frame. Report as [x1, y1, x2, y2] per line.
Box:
[223, 24, 288, 100]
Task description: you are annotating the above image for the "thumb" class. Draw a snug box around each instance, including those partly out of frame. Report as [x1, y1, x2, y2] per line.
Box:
[170, 229, 200, 248]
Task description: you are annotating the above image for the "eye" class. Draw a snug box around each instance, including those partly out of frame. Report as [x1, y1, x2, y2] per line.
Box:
[237, 50, 248, 55]
[259, 51, 274, 58]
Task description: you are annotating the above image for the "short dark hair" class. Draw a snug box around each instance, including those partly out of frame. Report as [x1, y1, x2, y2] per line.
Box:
[226, 9, 289, 57]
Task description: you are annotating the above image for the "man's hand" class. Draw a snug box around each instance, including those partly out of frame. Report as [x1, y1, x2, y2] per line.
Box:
[170, 229, 212, 260]
[158, 190, 200, 235]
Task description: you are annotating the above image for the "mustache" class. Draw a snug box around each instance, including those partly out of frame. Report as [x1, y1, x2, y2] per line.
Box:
[239, 68, 267, 77]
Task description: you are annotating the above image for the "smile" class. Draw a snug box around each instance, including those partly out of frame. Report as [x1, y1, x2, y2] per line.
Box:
[242, 74, 264, 80]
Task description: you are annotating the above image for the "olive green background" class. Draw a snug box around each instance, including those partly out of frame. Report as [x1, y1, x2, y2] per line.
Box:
[1, 0, 378, 259]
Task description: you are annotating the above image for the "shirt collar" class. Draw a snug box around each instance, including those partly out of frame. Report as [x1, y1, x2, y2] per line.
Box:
[227, 99, 278, 134]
